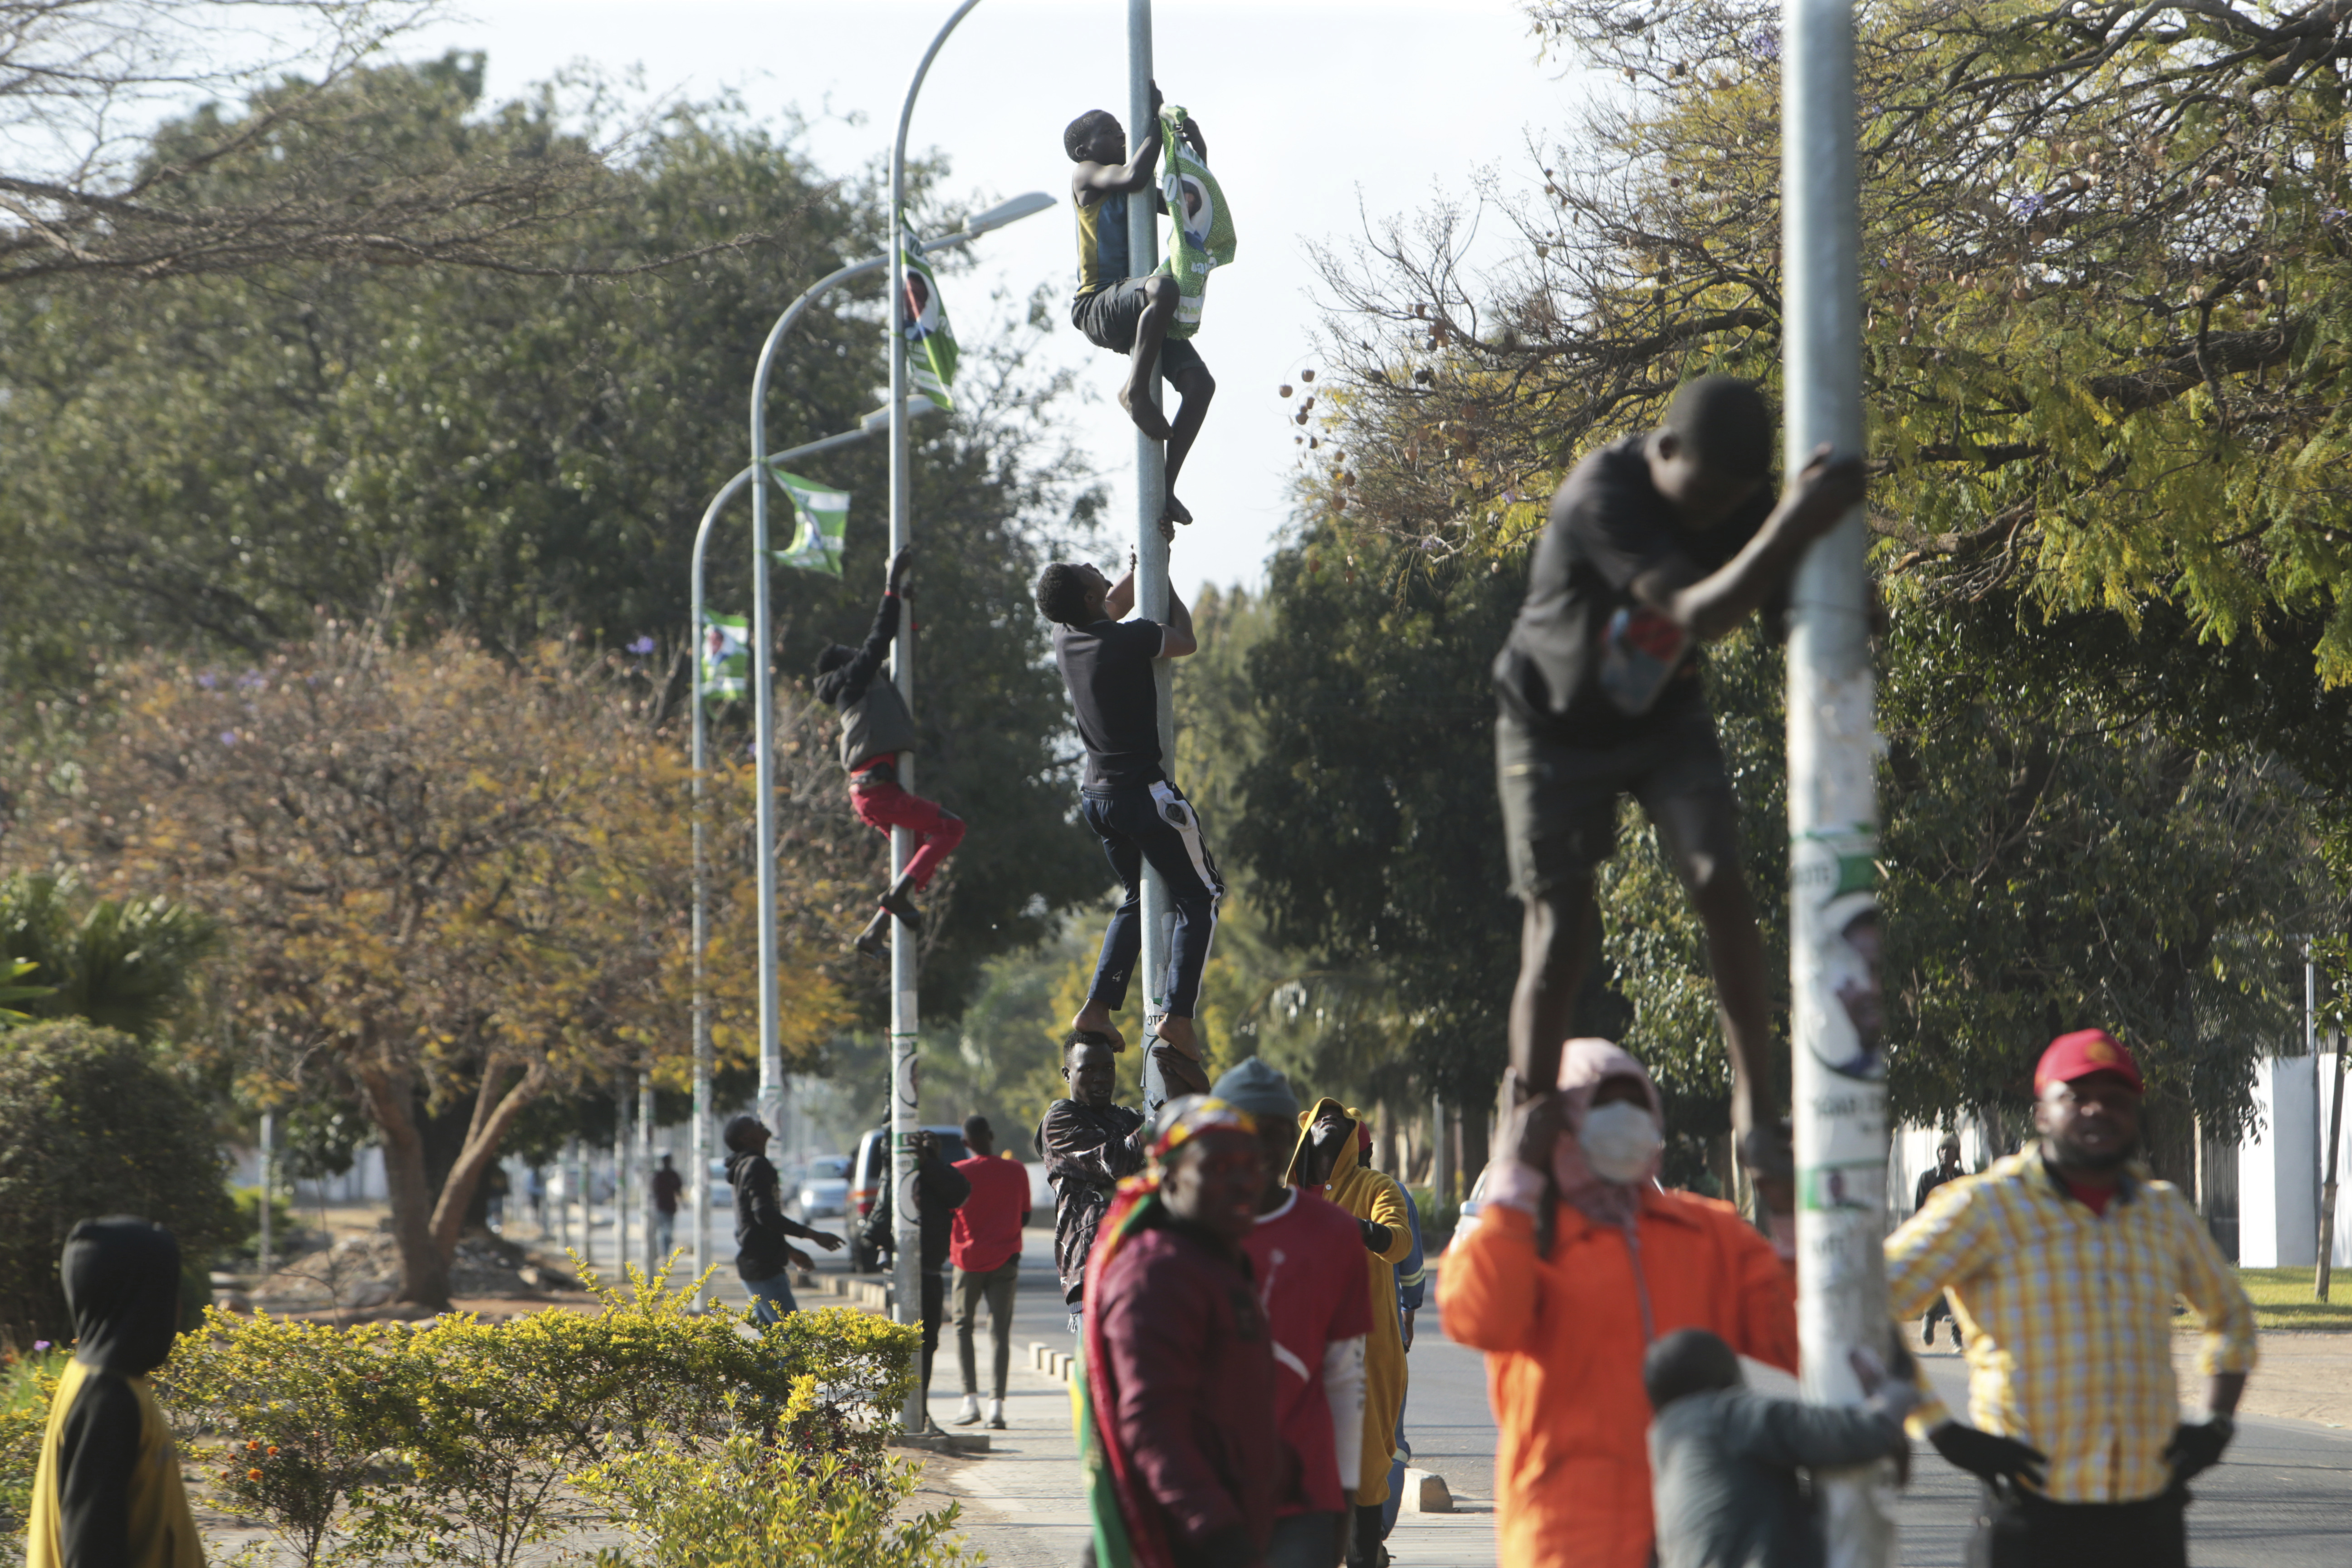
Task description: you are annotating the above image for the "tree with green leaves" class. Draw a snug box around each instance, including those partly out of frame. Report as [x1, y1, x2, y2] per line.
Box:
[0, 874, 219, 1040]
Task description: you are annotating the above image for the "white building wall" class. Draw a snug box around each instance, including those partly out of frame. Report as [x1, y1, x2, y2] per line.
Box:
[2239, 1054, 2316, 1267]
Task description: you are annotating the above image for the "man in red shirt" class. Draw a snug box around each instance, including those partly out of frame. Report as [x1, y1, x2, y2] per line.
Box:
[1215, 1057, 1373, 1568]
[949, 1113, 1032, 1430]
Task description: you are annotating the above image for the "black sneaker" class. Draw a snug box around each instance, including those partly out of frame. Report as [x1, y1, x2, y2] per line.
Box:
[854, 929, 887, 964]
[880, 888, 922, 931]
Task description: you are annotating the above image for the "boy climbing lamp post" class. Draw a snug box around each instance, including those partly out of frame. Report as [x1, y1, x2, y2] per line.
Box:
[1782, 0, 1896, 1563]
[1127, 0, 1178, 1048]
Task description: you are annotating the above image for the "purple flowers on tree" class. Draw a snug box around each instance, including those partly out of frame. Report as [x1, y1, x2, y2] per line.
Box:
[627, 635, 657, 656]
[1748, 28, 1780, 61]
[2011, 191, 2048, 220]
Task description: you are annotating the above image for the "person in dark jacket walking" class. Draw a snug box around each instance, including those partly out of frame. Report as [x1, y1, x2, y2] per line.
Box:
[1912, 1133, 1965, 1348]
[1644, 1328, 1917, 1568]
[1037, 1033, 1147, 1329]
[26, 1218, 204, 1568]
[723, 1114, 844, 1323]
[858, 1130, 972, 1424]
[815, 545, 965, 961]
[1081, 1096, 1279, 1568]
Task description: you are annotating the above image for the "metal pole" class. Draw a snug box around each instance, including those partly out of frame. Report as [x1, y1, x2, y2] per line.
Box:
[614, 1078, 631, 1273]
[1127, 0, 1176, 1098]
[2320, 948, 2345, 1298]
[258, 1108, 274, 1277]
[1783, 0, 1892, 1560]
[575, 1137, 592, 1270]
[885, 0, 984, 1437]
[639, 1068, 656, 1275]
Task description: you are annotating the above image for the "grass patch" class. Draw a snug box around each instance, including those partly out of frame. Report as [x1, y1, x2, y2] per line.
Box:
[2232, 1267, 2352, 1332]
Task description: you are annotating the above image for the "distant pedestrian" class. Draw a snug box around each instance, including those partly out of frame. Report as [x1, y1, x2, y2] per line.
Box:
[1079, 1097, 1278, 1568]
[527, 1165, 547, 1235]
[651, 1152, 684, 1262]
[1885, 1030, 2256, 1568]
[858, 1130, 972, 1426]
[1441, 1039, 1797, 1568]
[26, 1218, 203, 1568]
[723, 1114, 845, 1324]
[1037, 1033, 1148, 1330]
[1645, 1328, 1916, 1568]
[1912, 1133, 1964, 1348]
[482, 1163, 510, 1234]
[1215, 1058, 1372, 1568]
[949, 1115, 1031, 1431]
[1287, 1097, 1413, 1567]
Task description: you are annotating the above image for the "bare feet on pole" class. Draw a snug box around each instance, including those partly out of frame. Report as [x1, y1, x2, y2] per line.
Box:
[1071, 1000, 1126, 1051]
[1118, 379, 1173, 441]
[1153, 1013, 1200, 1059]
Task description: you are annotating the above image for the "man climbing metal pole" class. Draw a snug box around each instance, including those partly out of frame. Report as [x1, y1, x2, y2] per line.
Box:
[1064, 59, 1215, 532]
[1784, 0, 1897, 1558]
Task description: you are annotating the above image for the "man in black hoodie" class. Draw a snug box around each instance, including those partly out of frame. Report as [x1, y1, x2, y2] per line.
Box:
[814, 545, 966, 961]
[27, 1217, 204, 1568]
[857, 1130, 971, 1426]
[723, 1114, 845, 1323]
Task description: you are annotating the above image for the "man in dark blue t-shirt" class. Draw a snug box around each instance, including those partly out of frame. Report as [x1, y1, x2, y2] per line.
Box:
[1491, 375, 1862, 1215]
[1034, 555, 1222, 1116]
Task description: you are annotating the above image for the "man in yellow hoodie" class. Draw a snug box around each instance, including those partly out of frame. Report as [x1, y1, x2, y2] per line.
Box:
[28, 1217, 204, 1568]
[1289, 1098, 1413, 1568]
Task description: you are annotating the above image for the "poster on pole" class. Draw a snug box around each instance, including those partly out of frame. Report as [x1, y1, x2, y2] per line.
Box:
[770, 470, 849, 576]
[897, 226, 958, 411]
[698, 612, 748, 706]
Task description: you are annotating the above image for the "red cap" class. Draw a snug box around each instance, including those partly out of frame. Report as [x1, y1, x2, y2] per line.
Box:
[2034, 1029, 2143, 1095]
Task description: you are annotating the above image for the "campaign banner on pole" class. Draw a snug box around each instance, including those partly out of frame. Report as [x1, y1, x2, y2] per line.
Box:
[898, 227, 958, 410]
[698, 612, 748, 706]
[770, 470, 849, 576]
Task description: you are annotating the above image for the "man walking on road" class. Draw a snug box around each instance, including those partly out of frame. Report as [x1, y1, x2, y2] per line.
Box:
[1037, 1034, 1148, 1331]
[1080, 1097, 1279, 1568]
[650, 1152, 683, 1262]
[1912, 1132, 1964, 1348]
[948, 1114, 1030, 1431]
[1886, 1029, 2257, 1568]
[858, 1130, 972, 1428]
[1035, 554, 1224, 1117]
[723, 1115, 845, 1324]
[1216, 1058, 1372, 1568]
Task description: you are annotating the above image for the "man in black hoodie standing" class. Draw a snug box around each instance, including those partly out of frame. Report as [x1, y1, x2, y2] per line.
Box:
[27, 1217, 204, 1568]
[857, 1130, 971, 1429]
[723, 1114, 845, 1323]
[814, 545, 966, 961]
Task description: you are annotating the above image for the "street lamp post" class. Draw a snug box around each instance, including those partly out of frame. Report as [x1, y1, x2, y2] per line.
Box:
[741, 199, 1051, 1163]
[886, 0, 985, 1437]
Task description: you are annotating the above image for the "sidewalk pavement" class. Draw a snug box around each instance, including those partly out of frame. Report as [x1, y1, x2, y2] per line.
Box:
[920, 1338, 1498, 1568]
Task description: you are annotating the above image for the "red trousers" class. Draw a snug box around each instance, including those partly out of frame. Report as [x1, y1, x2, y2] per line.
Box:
[851, 779, 965, 890]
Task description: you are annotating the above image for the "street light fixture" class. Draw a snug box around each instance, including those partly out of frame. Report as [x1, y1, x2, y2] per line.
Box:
[686, 400, 950, 1287]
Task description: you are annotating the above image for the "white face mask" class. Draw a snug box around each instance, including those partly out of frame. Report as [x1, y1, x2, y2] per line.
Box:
[1580, 1101, 1663, 1185]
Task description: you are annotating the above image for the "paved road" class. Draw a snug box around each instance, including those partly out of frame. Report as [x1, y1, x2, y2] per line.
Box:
[730, 1221, 2352, 1567]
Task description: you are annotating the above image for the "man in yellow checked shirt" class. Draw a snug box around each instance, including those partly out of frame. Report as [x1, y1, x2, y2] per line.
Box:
[1883, 1029, 2257, 1568]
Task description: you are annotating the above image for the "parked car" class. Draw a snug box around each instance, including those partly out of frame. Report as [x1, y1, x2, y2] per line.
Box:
[795, 1155, 851, 1220]
[848, 1125, 968, 1274]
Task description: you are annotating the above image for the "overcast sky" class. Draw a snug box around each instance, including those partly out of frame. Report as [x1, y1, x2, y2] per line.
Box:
[405, 0, 1592, 598]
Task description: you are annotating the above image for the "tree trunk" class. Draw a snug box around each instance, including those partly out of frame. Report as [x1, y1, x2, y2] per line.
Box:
[428, 1058, 549, 1263]
[352, 1063, 454, 1310]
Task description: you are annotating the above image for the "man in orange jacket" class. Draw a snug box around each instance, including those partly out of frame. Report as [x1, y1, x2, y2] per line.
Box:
[1439, 1039, 1796, 1568]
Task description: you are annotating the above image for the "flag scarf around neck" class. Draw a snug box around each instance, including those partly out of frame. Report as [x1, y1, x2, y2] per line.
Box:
[698, 612, 748, 706]
[770, 470, 848, 576]
[1072, 1099, 1257, 1568]
[898, 227, 959, 410]
[1074, 1175, 1173, 1568]
[1157, 105, 1234, 340]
